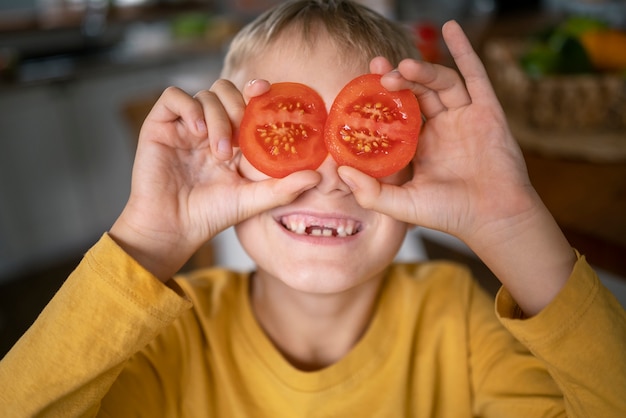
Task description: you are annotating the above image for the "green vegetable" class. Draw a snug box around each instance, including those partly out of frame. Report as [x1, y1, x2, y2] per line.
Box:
[519, 16, 602, 77]
[520, 44, 559, 78]
[558, 16, 608, 38]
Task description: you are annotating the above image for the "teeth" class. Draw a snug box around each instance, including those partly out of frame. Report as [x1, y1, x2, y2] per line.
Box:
[280, 215, 359, 237]
[288, 219, 306, 235]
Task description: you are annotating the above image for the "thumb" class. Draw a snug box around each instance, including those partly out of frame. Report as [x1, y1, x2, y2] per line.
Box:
[338, 166, 416, 224]
[237, 170, 321, 219]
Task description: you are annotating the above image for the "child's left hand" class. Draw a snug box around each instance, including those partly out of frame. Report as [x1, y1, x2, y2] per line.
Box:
[338, 20, 575, 316]
[340, 20, 534, 252]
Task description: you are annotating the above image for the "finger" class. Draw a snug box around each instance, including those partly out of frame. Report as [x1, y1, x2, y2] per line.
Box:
[148, 86, 208, 139]
[233, 79, 273, 150]
[337, 166, 417, 224]
[194, 87, 234, 160]
[441, 20, 499, 105]
[369, 56, 394, 75]
[238, 170, 321, 219]
[398, 58, 472, 113]
[205, 79, 271, 158]
[380, 69, 447, 119]
[242, 78, 271, 102]
[380, 59, 471, 119]
[209, 78, 252, 156]
[372, 57, 447, 119]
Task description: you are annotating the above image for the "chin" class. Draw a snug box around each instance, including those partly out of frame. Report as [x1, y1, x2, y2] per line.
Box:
[280, 263, 377, 294]
[246, 242, 395, 295]
[261, 265, 383, 295]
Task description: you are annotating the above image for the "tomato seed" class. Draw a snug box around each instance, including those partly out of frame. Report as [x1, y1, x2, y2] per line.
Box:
[351, 101, 399, 123]
[257, 122, 313, 156]
[339, 128, 390, 154]
[277, 101, 307, 116]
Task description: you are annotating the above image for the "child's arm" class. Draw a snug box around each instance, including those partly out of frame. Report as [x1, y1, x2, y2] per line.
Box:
[110, 82, 320, 281]
[0, 234, 192, 417]
[338, 20, 574, 317]
[338, 20, 626, 415]
[0, 80, 320, 416]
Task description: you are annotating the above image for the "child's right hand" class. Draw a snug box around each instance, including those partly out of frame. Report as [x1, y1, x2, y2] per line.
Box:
[109, 81, 320, 281]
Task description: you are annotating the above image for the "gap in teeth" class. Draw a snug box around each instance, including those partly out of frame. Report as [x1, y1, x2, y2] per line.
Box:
[281, 215, 358, 237]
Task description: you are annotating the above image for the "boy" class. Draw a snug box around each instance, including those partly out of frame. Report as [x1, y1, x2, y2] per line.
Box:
[1, 0, 625, 416]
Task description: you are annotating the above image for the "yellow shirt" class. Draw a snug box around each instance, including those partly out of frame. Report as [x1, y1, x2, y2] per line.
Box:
[0, 234, 625, 417]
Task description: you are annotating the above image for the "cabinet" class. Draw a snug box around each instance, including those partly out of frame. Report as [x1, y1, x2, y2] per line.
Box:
[0, 53, 222, 281]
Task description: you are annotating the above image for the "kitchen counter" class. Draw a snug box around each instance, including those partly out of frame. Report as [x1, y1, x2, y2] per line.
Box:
[481, 13, 626, 280]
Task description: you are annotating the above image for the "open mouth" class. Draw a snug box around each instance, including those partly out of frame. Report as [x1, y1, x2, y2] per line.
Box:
[279, 214, 361, 237]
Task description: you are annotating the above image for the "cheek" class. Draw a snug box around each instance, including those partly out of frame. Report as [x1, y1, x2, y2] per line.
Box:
[234, 216, 268, 264]
[380, 217, 410, 248]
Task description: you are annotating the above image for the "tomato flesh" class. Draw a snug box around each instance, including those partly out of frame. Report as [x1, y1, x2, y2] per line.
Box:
[239, 75, 421, 179]
[324, 73, 421, 178]
[239, 82, 328, 178]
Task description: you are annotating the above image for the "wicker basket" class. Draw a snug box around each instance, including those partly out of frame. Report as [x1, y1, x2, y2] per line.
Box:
[484, 39, 626, 131]
[483, 39, 626, 162]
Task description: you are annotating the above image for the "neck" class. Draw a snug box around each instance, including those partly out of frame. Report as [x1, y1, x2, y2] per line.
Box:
[250, 272, 385, 371]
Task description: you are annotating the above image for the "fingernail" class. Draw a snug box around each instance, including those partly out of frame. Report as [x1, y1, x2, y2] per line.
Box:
[217, 138, 231, 156]
[248, 79, 258, 86]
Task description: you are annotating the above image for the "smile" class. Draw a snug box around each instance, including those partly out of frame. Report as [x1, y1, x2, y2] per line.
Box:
[279, 214, 361, 237]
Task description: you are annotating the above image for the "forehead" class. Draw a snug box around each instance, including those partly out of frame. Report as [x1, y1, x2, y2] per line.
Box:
[228, 31, 369, 107]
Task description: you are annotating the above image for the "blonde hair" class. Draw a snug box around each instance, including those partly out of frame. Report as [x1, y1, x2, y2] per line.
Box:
[221, 0, 420, 78]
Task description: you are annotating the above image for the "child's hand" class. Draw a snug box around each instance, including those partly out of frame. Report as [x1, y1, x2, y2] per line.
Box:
[341, 20, 533, 248]
[110, 81, 320, 281]
[339, 20, 575, 315]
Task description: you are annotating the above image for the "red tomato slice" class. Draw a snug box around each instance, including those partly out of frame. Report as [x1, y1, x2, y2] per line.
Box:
[324, 73, 421, 178]
[239, 82, 328, 178]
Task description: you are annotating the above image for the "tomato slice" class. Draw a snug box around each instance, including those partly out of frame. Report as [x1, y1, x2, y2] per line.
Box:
[324, 73, 421, 178]
[239, 82, 328, 178]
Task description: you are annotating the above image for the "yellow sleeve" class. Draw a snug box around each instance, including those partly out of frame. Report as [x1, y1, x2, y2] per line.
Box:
[0, 234, 192, 417]
[465, 276, 565, 417]
[496, 253, 626, 416]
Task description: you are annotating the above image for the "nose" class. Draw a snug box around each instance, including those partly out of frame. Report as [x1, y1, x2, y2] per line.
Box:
[314, 154, 352, 195]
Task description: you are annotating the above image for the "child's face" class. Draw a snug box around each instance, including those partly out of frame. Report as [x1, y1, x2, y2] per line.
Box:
[231, 32, 411, 294]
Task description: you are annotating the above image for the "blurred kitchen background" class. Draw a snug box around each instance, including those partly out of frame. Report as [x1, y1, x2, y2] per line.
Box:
[1, 0, 626, 356]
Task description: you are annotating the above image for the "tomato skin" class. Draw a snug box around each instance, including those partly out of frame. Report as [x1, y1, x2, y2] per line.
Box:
[240, 76, 421, 179]
[324, 74, 421, 178]
[239, 82, 328, 178]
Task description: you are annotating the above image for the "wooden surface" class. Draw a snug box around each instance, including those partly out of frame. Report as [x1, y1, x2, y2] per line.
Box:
[481, 13, 626, 280]
[524, 150, 626, 278]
